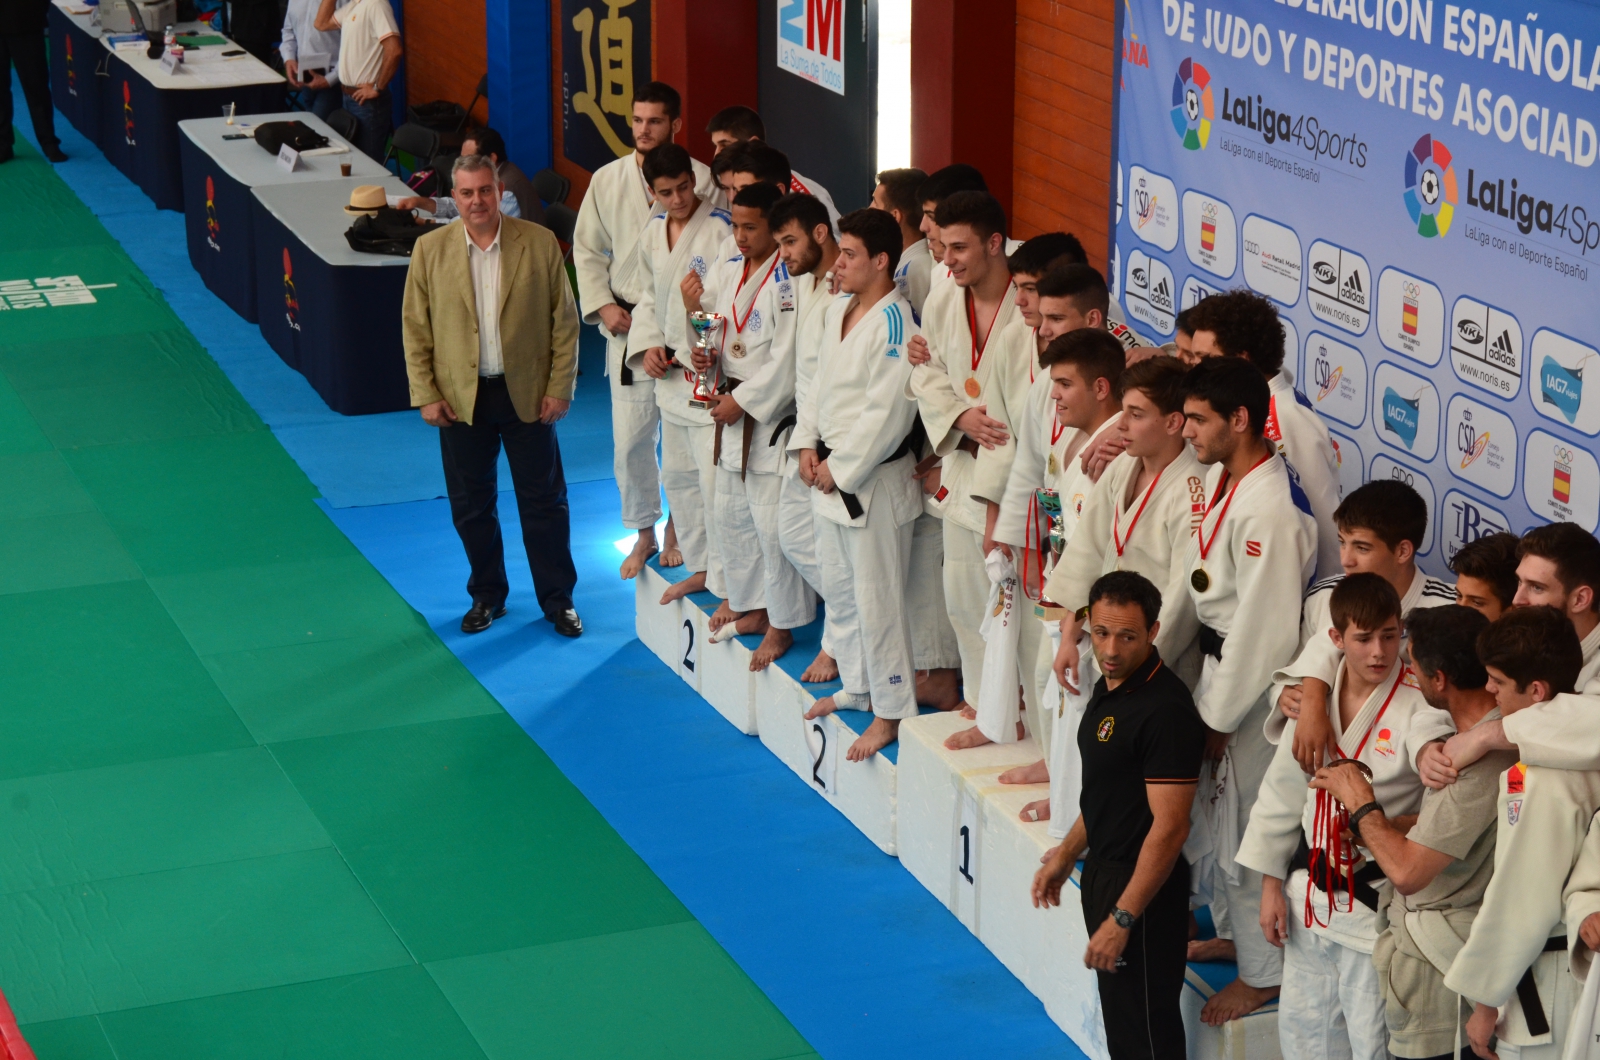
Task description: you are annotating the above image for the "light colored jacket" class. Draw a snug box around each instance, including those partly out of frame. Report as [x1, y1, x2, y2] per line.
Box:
[401, 217, 579, 425]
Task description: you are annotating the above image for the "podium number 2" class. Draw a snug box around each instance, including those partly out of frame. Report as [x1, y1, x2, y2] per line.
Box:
[811, 723, 827, 788]
[680, 618, 695, 673]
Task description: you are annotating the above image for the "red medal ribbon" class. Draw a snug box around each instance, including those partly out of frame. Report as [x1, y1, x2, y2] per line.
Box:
[966, 286, 1009, 372]
[730, 254, 780, 337]
[1195, 452, 1271, 561]
[1113, 467, 1165, 558]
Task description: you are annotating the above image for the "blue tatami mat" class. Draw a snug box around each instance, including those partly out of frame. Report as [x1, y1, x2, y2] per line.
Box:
[18, 83, 1083, 1060]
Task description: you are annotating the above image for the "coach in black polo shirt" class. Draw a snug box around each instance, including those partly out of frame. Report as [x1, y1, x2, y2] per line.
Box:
[1033, 570, 1206, 1060]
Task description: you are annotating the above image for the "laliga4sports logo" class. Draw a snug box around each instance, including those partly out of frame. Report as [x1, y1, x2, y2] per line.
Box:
[1170, 58, 1214, 151]
[1403, 134, 1456, 238]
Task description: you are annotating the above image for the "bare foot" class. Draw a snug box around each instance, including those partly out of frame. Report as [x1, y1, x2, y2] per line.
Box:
[1188, 938, 1236, 963]
[620, 530, 658, 580]
[1200, 980, 1279, 1025]
[734, 609, 769, 636]
[999, 759, 1049, 784]
[660, 517, 682, 567]
[1017, 798, 1050, 823]
[750, 626, 793, 671]
[916, 668, 961, 711]
[805, 695, 842, 721]
[660, 571, 706, 604]
[800, 649, 838, 683]
[847, 717, 899, 761]
[709, 599, 742, 632]
[944, 726, 994, 750]
[958, 701, 976, 720]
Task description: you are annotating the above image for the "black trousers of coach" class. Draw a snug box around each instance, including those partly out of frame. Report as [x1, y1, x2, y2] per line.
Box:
[439, 377, 577, 616]
[1081, 857, 1191, 1060]
[1, 31, 59, 153]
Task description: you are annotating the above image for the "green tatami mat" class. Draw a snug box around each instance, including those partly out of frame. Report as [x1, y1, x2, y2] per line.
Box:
[0, 133, 812, 1058]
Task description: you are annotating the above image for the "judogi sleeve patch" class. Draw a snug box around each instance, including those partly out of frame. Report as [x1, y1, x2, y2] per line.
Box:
[1245, 540, 1262, 557]
[1506, 762, 1525, 794]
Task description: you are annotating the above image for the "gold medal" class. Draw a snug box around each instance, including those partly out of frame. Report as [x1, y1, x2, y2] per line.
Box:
[1191, 568, 1211, 593]
[1047, 453, 1059, 477]
[730, 338, 746, 358]
[964, 378, 981, 399]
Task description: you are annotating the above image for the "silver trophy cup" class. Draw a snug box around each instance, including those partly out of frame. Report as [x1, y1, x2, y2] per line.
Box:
[687, 311, 726, 410]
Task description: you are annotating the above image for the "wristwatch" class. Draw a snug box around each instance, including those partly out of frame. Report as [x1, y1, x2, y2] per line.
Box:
[1111, 907, 1136, 929]
[1348, 801, 1383, 839]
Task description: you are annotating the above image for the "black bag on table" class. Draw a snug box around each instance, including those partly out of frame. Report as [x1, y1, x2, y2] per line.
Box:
[344, 207, 438, 257]
[255, 120, 331, 155]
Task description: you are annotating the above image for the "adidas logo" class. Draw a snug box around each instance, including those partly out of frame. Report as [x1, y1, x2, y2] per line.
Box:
[1341, 270, 1364, 302]
[1491, 331, 1514, 357]
[1151, 276, 1172, 309]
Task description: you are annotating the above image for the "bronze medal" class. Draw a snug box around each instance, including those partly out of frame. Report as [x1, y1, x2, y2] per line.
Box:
[1191, 568, 1211, 593]
[730, 339, 746, 358]
[964, 378, 981, 398]
[1047, 453, 1059, 477]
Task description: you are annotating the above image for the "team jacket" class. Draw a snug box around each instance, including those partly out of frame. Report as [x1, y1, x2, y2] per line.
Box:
[1237, 657, 1431, 952]
[1266, 571, 1459, 746]
[1173, 454, 1319, 733]
[1268, 369, 1344, 580]
[790, 291, 922, 528]
[625, 199, 731, 427]
[909, 282, 1024, 537]
[1044, 447, 1206, 681]
[703, 248, 798, 474]
[1446, 762, 1600, 1044]
[572, 153, 715, 334]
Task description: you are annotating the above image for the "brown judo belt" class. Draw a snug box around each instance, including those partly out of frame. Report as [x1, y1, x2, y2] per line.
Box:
[711, 380, 755, 482]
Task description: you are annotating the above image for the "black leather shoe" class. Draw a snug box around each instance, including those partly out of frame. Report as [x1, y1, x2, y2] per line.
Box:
[460, 601, 506, 634]
[42, 144, 68, 163]
[550, 607, 583, 638]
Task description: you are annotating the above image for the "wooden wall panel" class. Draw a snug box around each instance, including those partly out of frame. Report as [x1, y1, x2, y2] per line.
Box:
[1011, 0, 1116, 273]
[402, 0, 488, 129]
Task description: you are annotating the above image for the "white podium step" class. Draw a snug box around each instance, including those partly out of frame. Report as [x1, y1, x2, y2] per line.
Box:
[637, 562, 756, 734]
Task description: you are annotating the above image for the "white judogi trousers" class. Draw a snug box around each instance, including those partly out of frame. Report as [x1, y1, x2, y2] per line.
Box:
[908, 513, 961, 672]
[778, 461, 858, 681]
[815, 477, 917, 720]
[1213, 696, 1285, 989]
[608, 336, 662, 531]
[717, 465, 816, 630]
[944, 521, 991, 706]
[1280, 918, 1390, 1060]
[660, 419, 724, 594]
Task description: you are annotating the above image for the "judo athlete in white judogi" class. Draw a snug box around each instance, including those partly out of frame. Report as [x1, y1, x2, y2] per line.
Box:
[626, 144, 732, 604]
[1171, 356, 1318, 1025]
[796, 209, 924, 762]
[1271, 480, 1459, 771]
[1186, 290, 1342, 579]
[1440, 608, 1595, 1060]
[1236, 575, 1430, 1060]
[908, 191, 1021, 723]
[695, 183, 813, 668]
[870, 167, 933, 320]
[771, 192, 852, 684]
[1306, 605, 1517, 1060]
[572, 82, 715, 578]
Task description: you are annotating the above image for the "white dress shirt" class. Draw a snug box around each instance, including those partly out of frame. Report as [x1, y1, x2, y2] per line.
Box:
[467, 220, 503, 377]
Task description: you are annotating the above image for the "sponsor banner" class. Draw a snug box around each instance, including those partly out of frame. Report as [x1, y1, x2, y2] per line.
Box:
[1441, 488, 1512, 563]
[561, 0, 653, 172]
[1525, 430, 1600, 530]
[1329, 430, 1365, 500]
[1117, 0, 1600, 574]
[777, 0, 845, 95]
[1372, 453, 1437, 555]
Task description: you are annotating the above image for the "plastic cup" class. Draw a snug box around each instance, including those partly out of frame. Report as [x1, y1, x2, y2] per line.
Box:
[221, 103, 236, 124]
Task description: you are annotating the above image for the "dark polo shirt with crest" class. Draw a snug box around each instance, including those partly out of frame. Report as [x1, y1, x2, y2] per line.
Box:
[1078, 649, 1206, 865]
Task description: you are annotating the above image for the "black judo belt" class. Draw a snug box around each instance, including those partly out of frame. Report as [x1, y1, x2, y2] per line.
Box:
[1198, 624, 1225, 660]
[815, 419, 926, 521]
[1289, 838, 1387, 911]
[615, 298, 637, 384]
[1515, 935, 1569, 1037]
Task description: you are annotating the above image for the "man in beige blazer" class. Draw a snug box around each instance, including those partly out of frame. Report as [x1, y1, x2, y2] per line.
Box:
[402, 154, 584, 636]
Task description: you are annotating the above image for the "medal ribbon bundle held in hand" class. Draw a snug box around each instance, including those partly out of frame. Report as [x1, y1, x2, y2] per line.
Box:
[1304, 672, 1405, 929]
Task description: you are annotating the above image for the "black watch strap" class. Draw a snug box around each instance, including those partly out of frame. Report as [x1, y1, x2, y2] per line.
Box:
[1111, 906, 1136, 929]
[1348, 801, 1383, 839]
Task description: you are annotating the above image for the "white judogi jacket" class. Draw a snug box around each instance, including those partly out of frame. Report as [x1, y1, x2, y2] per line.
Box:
[1237, 658, 1430, 953]
[1268, 369, 1343, 580]
[572, 153, 716, 355]
[791, 291, 922, 529]
[1563, 808, 1600, 980]
[789, 269, 849, 438]
[1044, 448, 1206, 680]
[1177, 453, 1319, 734]
[625, 199, 732, 427]
[992, 373, 1078, 550]
[1267, 570, 1460, 745]
[894, 239, 933, 321]
[1446, 761, 1600, 1046]
[1500, 627, 1600, 771]
[911, 283, 1024, 537]
[704, 249, 798, 475]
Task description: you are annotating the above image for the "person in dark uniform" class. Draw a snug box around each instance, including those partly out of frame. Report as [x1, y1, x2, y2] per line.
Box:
[1033, 570, 1206, 1060]
[1, 0, 66, 163]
